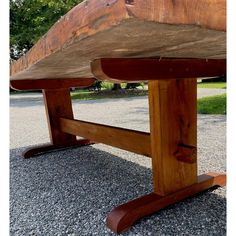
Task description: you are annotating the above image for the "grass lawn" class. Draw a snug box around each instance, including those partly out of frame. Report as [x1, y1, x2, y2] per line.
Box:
[197, 93, 226, 114]
[71, 90, 95, 100]
[197, 82, 226, 89]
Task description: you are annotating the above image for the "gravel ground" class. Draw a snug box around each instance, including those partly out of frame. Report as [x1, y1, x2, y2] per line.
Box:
[10, 89, 226, 236]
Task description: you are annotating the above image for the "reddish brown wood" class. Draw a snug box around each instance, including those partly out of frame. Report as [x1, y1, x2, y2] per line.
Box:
[21, 87, 95, 158]
[148, 79, 197, 196]
[43, 88, 77, 146]
[23, 139, 93, 158]
[126, 0, 226, 31]
[106, 173, 226, 233]
[175, 144, 197, 164]
[60, 118, 151, 157]
[10, 78, 95, 91]
[9, 1, 226, 229]
[91, 58, 226, 82]
[10, 0, 226, 80]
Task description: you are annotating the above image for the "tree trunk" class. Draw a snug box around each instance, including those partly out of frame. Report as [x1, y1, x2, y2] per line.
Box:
[112, 83, 122, 90]
[125, 83, 140, 89]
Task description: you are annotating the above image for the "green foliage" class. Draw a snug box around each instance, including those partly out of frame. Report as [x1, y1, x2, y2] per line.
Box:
[71, 91, 94, 100]
[101, 82, 114, 90]
[70, 90, 148, 100]
[10, 0, 82, 60]
[101, 82, 135, 90]
[88, 81, 102, 91]
[197, 82, 226, 89]
[197, 94, 226, 114]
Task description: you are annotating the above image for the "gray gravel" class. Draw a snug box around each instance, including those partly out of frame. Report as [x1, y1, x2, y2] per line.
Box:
[10, 89, 226, 236]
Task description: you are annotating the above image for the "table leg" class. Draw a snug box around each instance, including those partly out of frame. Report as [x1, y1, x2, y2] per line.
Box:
[106, 79, 226, 233]
[22, 88, 93, 158]
[149, 79, 198, 195]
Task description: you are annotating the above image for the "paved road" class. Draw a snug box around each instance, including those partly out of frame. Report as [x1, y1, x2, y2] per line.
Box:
[196, 88, 226, 98]
[10, 89, 226, 236]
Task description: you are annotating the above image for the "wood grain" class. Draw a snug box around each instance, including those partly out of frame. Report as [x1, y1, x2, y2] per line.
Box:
[175, 144, 197, 164]
[10, 78, 95, 90]
[60, 118, 151, 156]
[10, 0, 226, 80]
[106, 172, 226, 233]
[148, 79, 197, 196]
[43, 89, 77, 146]
[91, 58, 226, 82]
[126, 0, 226, 31]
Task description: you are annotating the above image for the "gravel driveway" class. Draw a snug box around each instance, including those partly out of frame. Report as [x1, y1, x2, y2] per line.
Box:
[10, 89, 226, 236]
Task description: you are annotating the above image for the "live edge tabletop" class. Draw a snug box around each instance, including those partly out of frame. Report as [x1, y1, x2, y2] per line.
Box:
[10, 0, 226, 81]
[10, 0, 226, 234]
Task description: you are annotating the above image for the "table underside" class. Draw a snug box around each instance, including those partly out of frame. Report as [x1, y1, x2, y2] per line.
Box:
[10, 0, 226, 81]
[10, 19, 226, 80]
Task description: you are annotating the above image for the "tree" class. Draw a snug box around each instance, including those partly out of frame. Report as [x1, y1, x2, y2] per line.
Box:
[125, 83, 140, 89]
[10, 0, 143, 92]
[10, 0, 82, 60]
[112, 84, 122, 90]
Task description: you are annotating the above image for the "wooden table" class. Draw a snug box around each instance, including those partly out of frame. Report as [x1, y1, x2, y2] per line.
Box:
[10, 0, 226, 233]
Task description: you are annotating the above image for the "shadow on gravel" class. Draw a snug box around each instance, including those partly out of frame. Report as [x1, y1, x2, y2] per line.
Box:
[10, 145, 226, 236]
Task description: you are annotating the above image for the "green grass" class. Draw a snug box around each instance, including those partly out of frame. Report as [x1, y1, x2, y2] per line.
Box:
[71, 90, 96, 100]
[197, 93, 226, 114]
[197, 82, 226, 89]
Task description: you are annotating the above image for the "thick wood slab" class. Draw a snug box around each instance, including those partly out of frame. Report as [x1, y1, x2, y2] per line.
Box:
[10, 0, 226, 80]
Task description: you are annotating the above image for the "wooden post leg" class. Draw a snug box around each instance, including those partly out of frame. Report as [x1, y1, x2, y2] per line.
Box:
[148, 79, 198, 195]
[106, 79, 226, 233]
[23, 88, 93, 158]
[43, 88, 76, 146]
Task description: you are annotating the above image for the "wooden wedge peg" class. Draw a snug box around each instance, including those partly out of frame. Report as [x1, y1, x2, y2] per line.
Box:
[175, 144, 197, 164]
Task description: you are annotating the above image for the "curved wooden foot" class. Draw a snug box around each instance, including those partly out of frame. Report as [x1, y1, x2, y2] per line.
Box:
[23, 139, 94, 158]
[106, 173, 226, 233]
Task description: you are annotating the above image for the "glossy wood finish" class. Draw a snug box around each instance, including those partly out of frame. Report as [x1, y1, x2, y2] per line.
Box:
[148, 79, 197, 196]
[106, 173, 226, 234]
[60, 118, 151, 157]
[175, 144, 197, 164]
[91, 58, 226, 82]
[23, 139, 93, 158]
[10, 0, 226, 80]
[10, 1, 226, 232]
[43, 88, 77, 146]
[10, 78, 95, 90]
